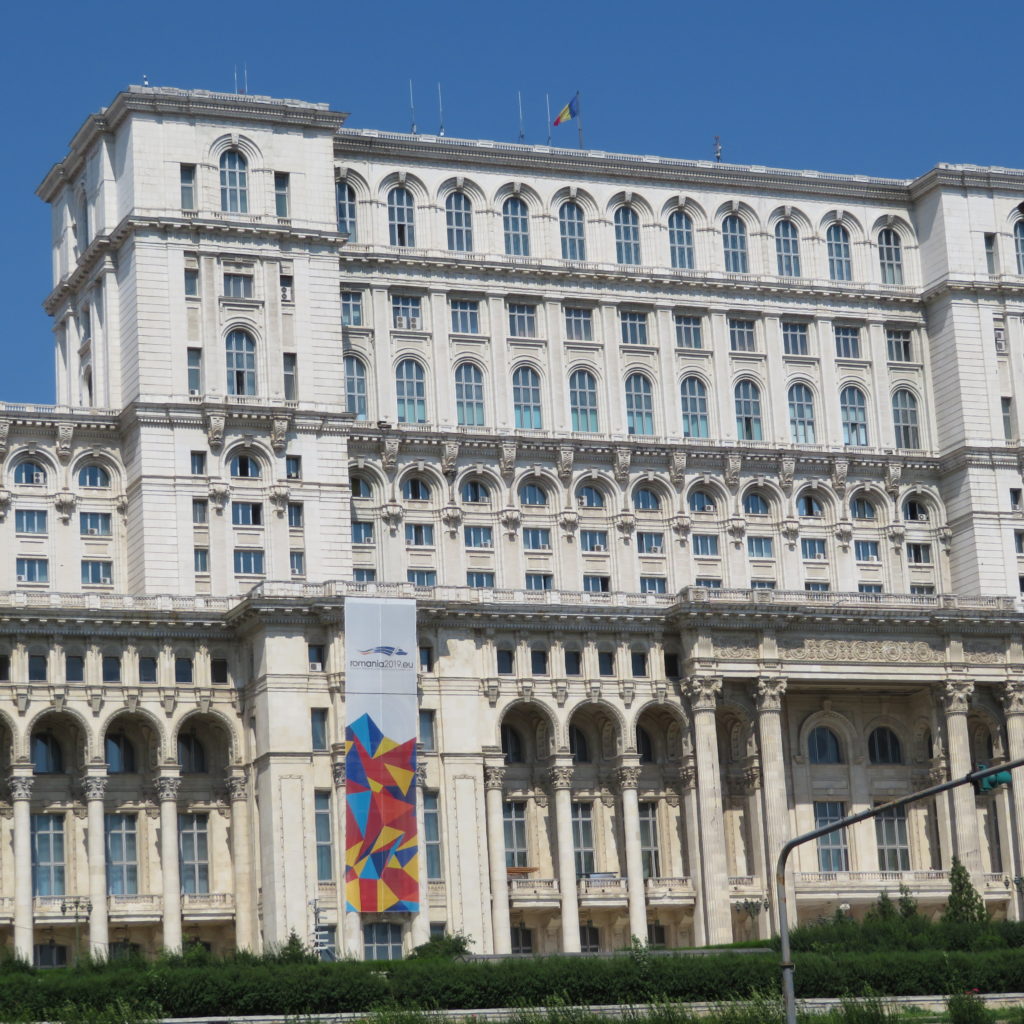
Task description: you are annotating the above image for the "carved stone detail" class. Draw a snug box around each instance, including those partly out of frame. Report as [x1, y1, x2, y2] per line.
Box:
[669, 450, 687, 486]
[1002, 681, 1024, 716]
[725, 454, 742, 490]
[382, 437, 400, 472]
[415, 763, 427, 788]
[0, 418, 9, 456]
[944, 680, 974, 715]
[831, 458, 848, 496]
[81, 775, 108, 801]
[155, 775, 182, 801]
[442, 441, 460, 478]
[778, 456, 795, 495]
[114, 493, 129, 517]
[0, 489, 11, 522]
[613, 447, 631, 485]
[499, 507, 521, 538]
[781, 637, 943, 664]
[616, 766, 641, 790]
[226, 771, 249, 801]
[557, 446, 574, 483]
[440, 504, 463, 536]
[332, 761, 347, 788]
[726, 516, 746, 546]
[53, 490, 77, 523]
[755, 677, 787, 712]
[938, 525, 953, 553]
[484, 766, 507, 790]
[271, 417, 290, 454]
[205, 412, 225, 450]
[56, 423, 74, 462]
[380, 500, 404, 534]
[781, 518, 800, 548]
[499, 441, 517, 479]
[208, 482, 230, 513]
[269, 484, 290, 516]
[885, 461, 902, 497]
[964, 641, 1004, 665]
[548, 765, 574, 790]
[887, 523, 906, 549]
[670, 513, 692, 541]
[557, 509, 579, 536]
[8, 776, 34, 800]
[686, 675, 722, 711]
[834, 520, 853, 549]
[717, 635, 759, 660]
[614, 511, 636, 537]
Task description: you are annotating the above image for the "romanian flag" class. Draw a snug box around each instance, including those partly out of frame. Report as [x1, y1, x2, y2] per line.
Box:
[553, 93, 579, 127]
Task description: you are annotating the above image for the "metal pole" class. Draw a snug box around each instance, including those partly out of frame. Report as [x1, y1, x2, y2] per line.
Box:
[775, 757, 1024, 1024]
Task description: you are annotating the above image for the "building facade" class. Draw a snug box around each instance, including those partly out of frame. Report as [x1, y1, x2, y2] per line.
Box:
[0, 85, 1023, 961]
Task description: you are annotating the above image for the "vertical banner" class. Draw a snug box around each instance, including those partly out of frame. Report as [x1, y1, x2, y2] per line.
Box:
[344, 597, 419, 913]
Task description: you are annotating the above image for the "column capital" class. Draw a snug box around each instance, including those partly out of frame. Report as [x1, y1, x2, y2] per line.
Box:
[1002, 680, 1024, 716]
[484, 765, 507, 790]
[548, 764, 575, 790]
[332, 761, 347, 788]
[754, 676, 787, 712]
[415, 763, 427, 788]
[686, 675, 722, 712]
[944, 679, 975, 715]
[8, 775, 33, 801]
[671, 759, 697, 792]
[226, 770, 248, 802]
[615, 764, 641, 791]
[81, 775, 108, 802]
[155, 774, 182, 802]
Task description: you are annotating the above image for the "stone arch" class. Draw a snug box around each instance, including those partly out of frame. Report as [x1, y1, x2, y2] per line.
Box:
[798, 706, 857, 764]
[898, 484, 944, 523]
[863, 715, 911, 765]
[377, 170, 430, 206]
[607, 190, 655, 222]
[6, 447, 59, 488]
[396, 462, 447, 500]
[25, 706, 93, 769]
[714, 199, 761, 233]
[493, 181, 543, 210]
[549, 185, 599, 220]
[71, 450, 124, 491]
[207, 133, 262, 167]
[567, 698, 626, 757]
[348, 461, 387, 499]
[334, 167, 370, 202]
[912, 718, 935, 763]
[659, 195, 709, 231]
[869, 214, 917, 248]
[767, 204, 813, 236]
[741, 479, 785, 517]
[819, 208, 866, 243]
[436, 175, 487, 209]
[220, 439, 274, 480]
[497, 698, 558, 761]
[99, 706, 167, 769]
[172, 707, 242, 768]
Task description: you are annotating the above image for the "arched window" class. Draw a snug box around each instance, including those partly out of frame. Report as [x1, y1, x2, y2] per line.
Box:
[350, 475, 373, 499]
[519, 481, 548, 506]
[559, 201, 586, 260]
[734, 380, 763, 440]
[387, 187, 416, 247]
[395, 359, 426, 424]
[569, 724, 591, 764]
[503, 197, 530, 256]
[106, 734, 136, 773]
[808, 726, 842, 764]
[797, 492, 824, 517]
[569, 369, 599, 433]
[576, 485, 605, 509]
[15, 461, 47, 485]
[625, 373, 654, 435]
[840, 386, 868, 446]
[788, 383, 816, 443]
[722, 214, 748, 273]
[219, 150, 248, 213]
[892, 389, 920, 449]
[827, 224, 852, 281]
[402, 477, 431, 501]
[850, 495, 876, 520]
[78, 464, 110, 488]
[868, 727, 902, 765]
[633, 487, 661, 512]
[688, 490, 716, 513]
[743, 492, 770, 515]
[1015, 222, 1024, 275]
[637, 725, 655, 764]
[614, 206, 641, 265]
[668, 210, 694, 269]
[177, 732, 207, 774]
[878, 228, 905, 284]
[680, 377, 710, 438]
[32, 733, 62, 774]
[775, 219, 801, 276]
[501, 724, 524, 764]
[512, 367, 542, 429]
[229, 454, 261, 478]
[344, 355, 368, 420]
[336, 181, 357, 238]
[225, 330, 257, 396]
[454, 363, 485, 426]
[461, 479, 490, 504]
[903, 498, 929, 522]
[445, 192, 473, 252]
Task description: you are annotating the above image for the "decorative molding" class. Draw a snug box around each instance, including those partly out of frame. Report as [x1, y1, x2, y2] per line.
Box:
[0, 418, 8, 457]
[781, 517, 800, 549]
[484, 766, 507, 790]
[887, 522, 906, 549]
[686, 675, 722, 711]
[381, 436, 400, 472]
[1002, 681, 1024, 716]
[831, 457, 848, 496]
[616, 765, 641, 790]
[442, 441, 460, 477]
[8, 776, 34, 801]
[557, 509, 579, 536]
[499, 441, 517, 479]
[725, 454, 742, 491]
[499, 507, 521, 538]
[755, 676, 787, 712]
[81, 775, 108, 801]
[226, 771, 249, 801]
[669, 450, 687, 486]
[440, 503, 463, 536]
[0, 489, 10, 522]
[726, 516, 746, 546]
[380, 499, 404, 534]
[613, 447, 631, 485]
[205, 412, 225, 450]
[557, 445, 574, 483]
[670, 513, 692, 541]
[781, 637, 942, 664]
[834, 520, 853, 549]
[717, 635, 759, 660]
[208, 482, 230, 513]
[548, 765, 574, 790]
[270, 416, 290, 454]
[155, 775, 182, 802]
[944, 679, 974, 714]
[53, 490, 77, 523]
[268, 483, 290, 516]
[778, 455, 795, 495]
[614, 511, 636, 538]
[885, 461, 902, 496]
[56, 423, 74, 462]
[964, 641, 1004, 665]
[332, 761, 347, 788]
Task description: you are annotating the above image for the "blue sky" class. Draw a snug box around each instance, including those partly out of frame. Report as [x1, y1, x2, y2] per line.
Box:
[3, 0, 1020, 404]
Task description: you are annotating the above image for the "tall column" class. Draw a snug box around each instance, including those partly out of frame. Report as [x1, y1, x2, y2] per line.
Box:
[156, 773, 182, 952]
[755, 677, 791, 932]
[227, 770, 254, 951]
[410, 764, 430, 948]
[10, 774, 34, 963]
[549, 763, 581, 953]
[687, 676, 733, 945]
[1001, 681, 1024, 918]
[82, 773, 109, 959]
[331, 747, 354, 958]
[676, 761, 705, 946]
[616, 763, 647, 944]
[944, 681, 983, 879]
[484, 765, 511, 954]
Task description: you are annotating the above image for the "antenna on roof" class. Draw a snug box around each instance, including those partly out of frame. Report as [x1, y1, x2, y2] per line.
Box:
[437, 82, 445, 137]
[142, 74, 150, 87]
[714, 136, 723, 163]
[234, 66, 238, 94]
[408, 80, 418, 135]
[243, 63, 248, 96]
[517, 91, 525, 143]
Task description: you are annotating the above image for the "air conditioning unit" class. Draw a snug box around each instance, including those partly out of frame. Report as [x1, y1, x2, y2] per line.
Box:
[995, 327, 1007, 344]
[917, 514, 929, 522]
[702, 504, 716, 514]
[867, 555, 880, 563]
[16, 574, 26, 582]
[281, 286, 293, 302]
[32, 474, 44, 485]
[308, 661, 323, 672]
[649, 546, 663, 555]
[394, 316, 408, 329]
[189, 389, 201, 397]
[407, 317, 421, 330]
[290, 567, 302, 577]
[87, 527, 99, 535]
[99, 577, 112, 585]
[814, 553, 827, 561]
[591, 544, 606, 552]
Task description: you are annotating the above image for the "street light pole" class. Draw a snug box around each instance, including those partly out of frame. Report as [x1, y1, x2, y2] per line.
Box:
[775, 757, 1024, 1024]
[60, 896, 92, 963]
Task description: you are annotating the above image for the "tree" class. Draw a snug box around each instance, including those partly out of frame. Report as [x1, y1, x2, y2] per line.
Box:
[942, 856, 987, 926]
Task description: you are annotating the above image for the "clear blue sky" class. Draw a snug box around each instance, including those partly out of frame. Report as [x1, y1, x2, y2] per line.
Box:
[3, 0, 1020, 404]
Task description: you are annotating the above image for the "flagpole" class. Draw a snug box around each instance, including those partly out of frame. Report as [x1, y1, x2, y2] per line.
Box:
[545, 94, 552, 146]
[576, 91, 584, 150]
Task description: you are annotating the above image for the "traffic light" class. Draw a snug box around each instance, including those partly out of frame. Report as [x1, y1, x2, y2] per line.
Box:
[973, 764, 1014, 794]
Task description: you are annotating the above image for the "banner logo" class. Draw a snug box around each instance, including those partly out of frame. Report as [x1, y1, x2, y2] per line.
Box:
[358, 645, 408, 656]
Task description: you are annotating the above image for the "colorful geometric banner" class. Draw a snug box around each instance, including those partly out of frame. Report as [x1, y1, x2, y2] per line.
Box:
[344, 597, 419, 913]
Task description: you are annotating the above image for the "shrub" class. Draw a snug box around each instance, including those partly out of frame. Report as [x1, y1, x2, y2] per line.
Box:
[943, 858, 988, 927]
[947, 989, 992, 1024]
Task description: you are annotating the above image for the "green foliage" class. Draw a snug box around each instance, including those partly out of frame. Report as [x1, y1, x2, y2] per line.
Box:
[943, 857, 988, 927]
[407, 931, 473, 959]
[946, 989, 993, 1024]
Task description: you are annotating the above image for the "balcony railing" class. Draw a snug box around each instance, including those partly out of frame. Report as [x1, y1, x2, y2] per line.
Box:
[108, 894, 162, 914]
[182, 892, 234, 915]
[796, 870, 948, 888]
[645, 877, 694, 898]
[578, 876, 628, 899]
[508, 878, 560, 902]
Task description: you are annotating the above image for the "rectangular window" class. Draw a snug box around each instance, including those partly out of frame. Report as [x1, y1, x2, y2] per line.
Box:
[175, 657, 193, 683]
[289, 551, 305, 577]
[190, 451, 207, 475]
[531, 649, 549, 675]
[64, 655, 83, 682]
[82, 560, 113, 585]
[407, 569, 437, 586]
[364, 921, 403, 961]
[886, 329, 913, 362]
[583, 574, 610, 593]
[311, 708, 328, 751]
[178, 813, 209, 894]
[1003, 397, 1015, 441]
[353, 568, 376, 583]
[855, 540, 880, 562]
[571, 802, 595, 877]
[580, 530, 609, 553]
[105, 813, 138, 895]
[631, 650, 648, 677]
[193, 548, 209, 573]
[750, 579, 776, 590]
[834, 325, 861, 359]
[273, 172, 290, 218]
[29, 654, 47, 681]
[782, 322, 809, 356]
[231, 502, 263, 526]
[184, 268, 199, 297]
[392, 295, 423, 328]
[504, 801, 528, 868]
[450, 300, 480, 334]
[910, 584, 935, 596]
[187, 348, 203, 393]
[692, 534, 719, 557]
[525, 573, 553, 591]
[16, 509, 47, 534]
[906, 543, 933, 564]
[639, 803, 660, 878]
[309, 644, 325, 668]
[674, 314, 703, 349]
[523, 528, 552, 551]
[858, 583, 883, 594]
[729, 318, 756, 352]
[31, 814, 65, 896]
[466, 571, 495, 588]
[34, 944, 68, 969]
[283, 353, 297, 401]
[464, 525, 493, 548]
[233, 549, 265, 575]
[424, 792, 443, 881]
[314, 791, 333, 881]
[341, 292, 363, 327]
[16, 558, 48, 584]
[210, 658, 228, 684]
[640, 576, 667, 594]
[805, 581, 831, 592]
[419, 709, 436, 750]
[1016, 531, 1024, 555]
[747, 535, 774, 559]
[620, 311, 648, 345]
[598, 650, 615, 675]
[695, 577, 722, 588]
[985, 233, 998, 275]
[508, 303, 537, 338]
[352, 521, 374, 544]
[800, 538, 827, 561]
[875, 805, 910, 871]
[286, 456, 302, 481]
[564, 307, 593, 341]
[419, 646, 434, 671]
[180, 165, 196, 210]
[814, 801, 849, 871]
[564, 649, 582, 675]
[138, 657, 157, 683]
[102, 655, 121, 683]
[636, 532, 665, 554]
[223, 272, 254, 299]
[287, 503, 304, 529]
[496, 648, 515, 674]
[405, 523, 435, 547]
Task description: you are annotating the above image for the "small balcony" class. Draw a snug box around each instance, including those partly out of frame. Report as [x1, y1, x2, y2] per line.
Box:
[182, 892, 234, 919]
[508, 876, 560, 908]
[645, 876, 695, 905]
[108, 893, 162, 920]
[578, 874, 628, 907]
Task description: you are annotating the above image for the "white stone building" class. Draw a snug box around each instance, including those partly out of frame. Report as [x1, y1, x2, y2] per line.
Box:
[0, 84, 1023, 962]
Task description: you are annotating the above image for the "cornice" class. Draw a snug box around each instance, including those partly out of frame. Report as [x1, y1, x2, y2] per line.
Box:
[910, 164, 1024, 200]
[0, 405, 119, 433]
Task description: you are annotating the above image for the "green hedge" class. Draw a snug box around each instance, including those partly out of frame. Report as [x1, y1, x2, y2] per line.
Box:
[3, 949, 1024, 1020]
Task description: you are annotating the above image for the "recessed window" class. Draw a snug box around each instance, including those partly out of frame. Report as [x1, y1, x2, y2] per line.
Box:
[352, 520, 374, 544]
[841, 387, 869, 446]
[503, 196, 530, 256]
[729, 318, 756, 352]
[233, 549, 265, 575]
[634, 488, 661, 512]
[139, 657, 157, 683]
[231, 502, 263, 526]
[16, 509, 48, 535]
[788, 383, 816, 444]
[850, 496, 876, 520]
[834, 325, 861, 359]
[344, 355, 368, 420]
[407, 569, 437, 586]
[78, 464, 110, 488]
[668, 210, 695, 269]
[175, 657, 194, 684]
[614, 206, 641, 265]
[187, 348, 202, 393]
[14, 461, 47, 486]
[460, 479, 490, 504]
[636, 531, 664, 554]
[576, 485, 604, 509]
[675, 315, 702, 348]
[404, 523, 435, 547]
[782, 322, 808, 356]
[868, 727, 902, 765]
[396, 359, 427, 423]
[774, 220, 801, 276]
[855, 540, 880, 562]
[625, 374, 654, 435]
[569, 370, 599, 433]
[680, 377, 710, 438]
[454, 362, 485, 427]
[82, 560, 113, 585]
[722, 215, 748, 273]
[523, 527, 551, 550]
[564, 307, 593, 341]
[445, 192, 474, 252]
[734, 380, 763, 440]
[193, 548, 209, 573]
[219, 150, 248, 213]
[520, 481, 548, 506]
[582, 574, 610, 593]
[225, 330, 257, 396]
[287, 502, 304, 529]
[286, 456, 302, 480]
[403, 477, 431, 501]
[886, 329, 913, 362]
[693, 534, 719, 557]
[387, 187, 415, 246]
[466, 571, 495, 588]
[525, 573, 553, 591]
[450, 300, 480, 335]
[190, 452, 207, 475]
[808, 726, 842, 764]
[464, 525, 493, 549]
[827, 224, 852, 281]
[619, 310, 648, 345]
[640, 576, 667, 594]
[282, 353, 297, 401]
[878, 228, 904, 284]
[508, 304, 538, 340]
[801, 538, 827, 560]
[223, 272, 254, 300]
[580, 530, 608, 553]
[747, 536, 773, 559]
[341, 291, 363, 328]
[180, 165, 196, 211]
[392, 294, 422, 329]
[559, 201, 586, 260]
[743, 492, 769, 515]
[892, 390, 921, 449]
[336, 181, 357, 238]
[496, 649, 515, 676]
[273, 172, 290, 218]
